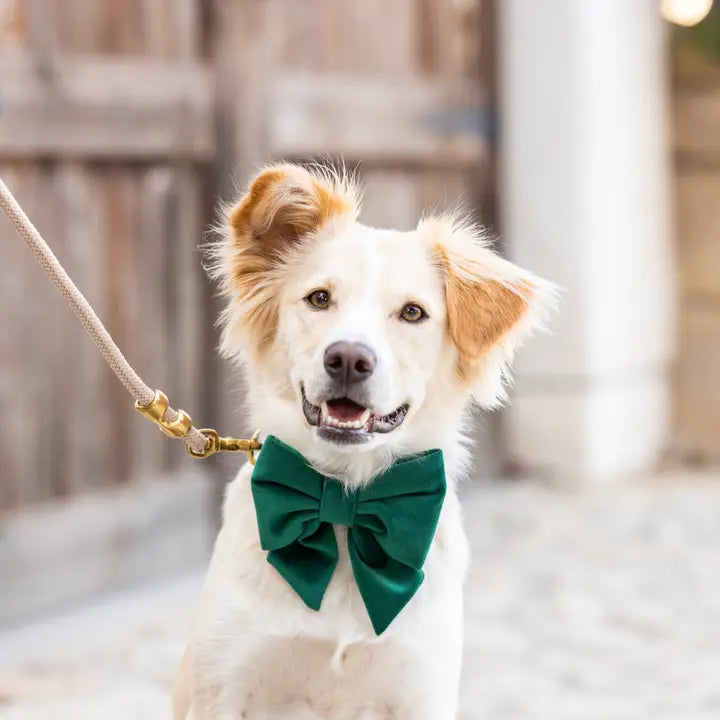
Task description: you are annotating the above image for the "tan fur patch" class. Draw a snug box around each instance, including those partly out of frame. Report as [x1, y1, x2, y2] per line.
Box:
[435, 246, 532, 380]
[229, 169, 288, 239]
[223, 165, 357, 351]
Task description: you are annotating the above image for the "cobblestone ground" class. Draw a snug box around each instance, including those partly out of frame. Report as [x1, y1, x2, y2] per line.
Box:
[1, 473, 719, 719]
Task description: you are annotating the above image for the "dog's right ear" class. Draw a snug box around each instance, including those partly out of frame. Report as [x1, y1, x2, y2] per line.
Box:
[420, 214, 559, 407]
[214, 164, 358, 355]
[228, 164, 357, 253]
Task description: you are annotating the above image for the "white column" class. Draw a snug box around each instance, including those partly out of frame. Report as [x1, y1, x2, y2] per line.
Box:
[498, 1, 675, 483]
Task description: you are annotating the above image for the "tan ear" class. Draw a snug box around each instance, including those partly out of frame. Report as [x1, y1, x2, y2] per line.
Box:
[214, 164, 358, 354]
[443, 263, 531, 370]
[229, 164, 357, 253]
[423, 215, 557, 393]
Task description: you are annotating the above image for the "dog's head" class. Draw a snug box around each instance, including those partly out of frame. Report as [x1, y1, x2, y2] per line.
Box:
[212, 164, 556, 480]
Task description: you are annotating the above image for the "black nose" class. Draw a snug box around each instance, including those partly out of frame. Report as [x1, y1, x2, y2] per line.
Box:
[324, 341, 377, 386]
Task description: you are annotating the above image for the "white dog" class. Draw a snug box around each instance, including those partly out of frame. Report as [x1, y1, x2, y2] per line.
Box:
[173, 164, 556, 719]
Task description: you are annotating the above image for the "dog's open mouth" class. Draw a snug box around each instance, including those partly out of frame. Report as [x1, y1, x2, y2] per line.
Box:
[301, 385, 408, 444]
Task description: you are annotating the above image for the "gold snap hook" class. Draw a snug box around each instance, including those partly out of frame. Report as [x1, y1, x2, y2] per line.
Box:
[135, 390, 262, 462]
[185, 428, 220, 459]
[185, 428, 262, 463]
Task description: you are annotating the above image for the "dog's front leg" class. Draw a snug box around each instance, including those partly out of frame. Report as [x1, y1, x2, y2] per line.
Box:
[392, 600, 464, 720]
[394, 678, 460, 720]
[177, 636, 264, 720]
[184, 675, 254, 720]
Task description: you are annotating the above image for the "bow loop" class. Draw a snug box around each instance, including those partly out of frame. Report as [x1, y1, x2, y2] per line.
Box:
[250, 435, 446, 635]
[355, 490, 444, 570]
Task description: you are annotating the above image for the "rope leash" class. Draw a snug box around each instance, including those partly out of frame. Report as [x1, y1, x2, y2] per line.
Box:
[0, 177, 261, 463]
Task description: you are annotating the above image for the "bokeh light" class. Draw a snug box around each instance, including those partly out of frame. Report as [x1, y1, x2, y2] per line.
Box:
[661, 0, 714, 26]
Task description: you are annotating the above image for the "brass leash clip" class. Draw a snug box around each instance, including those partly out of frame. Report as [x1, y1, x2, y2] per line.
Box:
[135, 390, 262, 463]
[135, 390, 193, 438]
[186, 428, 262, 464]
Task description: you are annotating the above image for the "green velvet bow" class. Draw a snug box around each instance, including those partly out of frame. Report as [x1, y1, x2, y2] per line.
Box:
[250, 435, 446, 635]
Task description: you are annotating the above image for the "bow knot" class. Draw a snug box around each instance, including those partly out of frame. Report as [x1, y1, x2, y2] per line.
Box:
[250, 435, 446, 635]
[318, 478, 357, 526]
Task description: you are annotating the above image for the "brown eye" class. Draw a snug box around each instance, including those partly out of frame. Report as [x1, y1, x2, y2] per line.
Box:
[305, 289, 331, 309]
[400, 303, 427, 323]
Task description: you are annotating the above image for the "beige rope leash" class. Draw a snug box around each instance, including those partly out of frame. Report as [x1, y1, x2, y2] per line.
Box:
[0, 177, 260, 462]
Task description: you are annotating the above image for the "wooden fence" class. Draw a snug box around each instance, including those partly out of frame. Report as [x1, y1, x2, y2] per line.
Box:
[0, 0, 494, 512]
[0, 0, 212, 511]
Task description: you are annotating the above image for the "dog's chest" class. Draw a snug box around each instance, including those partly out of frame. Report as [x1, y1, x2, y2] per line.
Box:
[207, 464, 465, 642]
[210, 469, 375, 639]
[192, 465, 468, 718]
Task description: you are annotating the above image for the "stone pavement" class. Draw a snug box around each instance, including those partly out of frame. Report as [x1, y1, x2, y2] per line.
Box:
[1, 474, 719, 719]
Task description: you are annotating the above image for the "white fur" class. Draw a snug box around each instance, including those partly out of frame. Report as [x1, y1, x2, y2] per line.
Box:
[178, 172, 557, 720]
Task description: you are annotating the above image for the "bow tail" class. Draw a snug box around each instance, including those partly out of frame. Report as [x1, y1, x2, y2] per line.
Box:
[348, 529, 425, 635]
[266, 524, 339, 611]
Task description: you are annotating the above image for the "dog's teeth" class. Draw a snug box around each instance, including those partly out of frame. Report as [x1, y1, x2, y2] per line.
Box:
[320, 407, 372, 431]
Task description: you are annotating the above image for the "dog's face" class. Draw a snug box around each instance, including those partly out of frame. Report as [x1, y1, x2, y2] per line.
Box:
[279, 222, 447, 448]
[214, 165, 555, 477]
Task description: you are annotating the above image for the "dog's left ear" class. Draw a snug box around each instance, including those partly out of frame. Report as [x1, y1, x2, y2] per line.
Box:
[228, 164, 358, 253]
[212, 164, 359, 356]
[422, 215, 558, 404]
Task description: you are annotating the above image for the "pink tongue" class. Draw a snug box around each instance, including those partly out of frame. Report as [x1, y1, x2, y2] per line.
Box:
[327, 399, 366, 422]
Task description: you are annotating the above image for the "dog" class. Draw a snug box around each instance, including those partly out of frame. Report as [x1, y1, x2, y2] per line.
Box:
[173, 163, 556, 719]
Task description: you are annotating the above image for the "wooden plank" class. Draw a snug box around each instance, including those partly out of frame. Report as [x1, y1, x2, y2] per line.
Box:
[673, 39, 720, 90]
[360, 168, 420, 230]
[677, 172, 720, 299]
[420, 0, 480, 77]
[673, 39, 720, 166]
[109, 0, 144, 55]
[54, 164, 112, 494]
[0, 54, 214, 159]
[0, 164, 37, 509]
[210, 0, 280, 459]
[674, 86, 720, 165]
[674, 302, 720, 457]
[280, 0, 323, 70]
[170, 165, 205, 459]
[102, 169, 137, 486]
[53, 0, 107, 54]
[139, 0, 199, 58]
[329, 0, 417, 75]
[268, 71, 488, 166]
[0, 0, 27, 50]
[56, 0, 199, 57]
[1, 165, 59, 507]
[415, 166, 480, 217]
[36, 165, 70, 498]
[128, 167, 173, 478]
[173, 0, 202, 58]
[25, 0, 59, 64]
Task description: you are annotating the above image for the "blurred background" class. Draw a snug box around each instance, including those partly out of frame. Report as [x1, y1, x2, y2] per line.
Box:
[0, 1, 719, 718]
